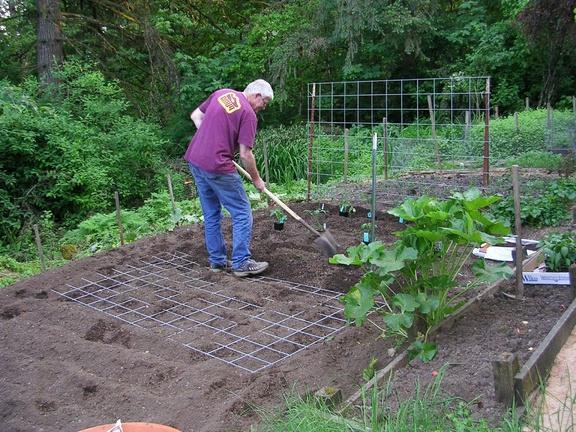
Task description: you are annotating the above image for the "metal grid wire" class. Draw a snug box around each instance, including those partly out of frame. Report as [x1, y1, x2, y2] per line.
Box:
[52, 251, 348, 373]
[307, 77, 493, 204]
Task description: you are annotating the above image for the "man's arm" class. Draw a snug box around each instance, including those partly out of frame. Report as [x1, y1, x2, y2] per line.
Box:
[239, 144, 265, 192]
[190, 108, 205, 129]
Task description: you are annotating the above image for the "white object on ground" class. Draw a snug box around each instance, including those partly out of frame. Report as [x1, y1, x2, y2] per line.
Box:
[472, 246, 537, 262]
[522, 272, 570, 285]
[105, 420, 123, 432]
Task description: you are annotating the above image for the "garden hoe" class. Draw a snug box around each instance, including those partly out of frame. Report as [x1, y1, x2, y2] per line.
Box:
[233, 161, 339, 257]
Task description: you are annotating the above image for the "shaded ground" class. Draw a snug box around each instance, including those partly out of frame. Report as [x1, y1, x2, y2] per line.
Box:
[0, 201, 572, 432]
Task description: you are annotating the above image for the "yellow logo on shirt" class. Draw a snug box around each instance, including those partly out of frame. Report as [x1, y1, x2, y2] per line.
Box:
[217, 92, 241, 113]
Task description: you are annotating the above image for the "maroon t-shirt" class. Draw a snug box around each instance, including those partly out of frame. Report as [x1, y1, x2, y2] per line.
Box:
[183, 89, 257, 173]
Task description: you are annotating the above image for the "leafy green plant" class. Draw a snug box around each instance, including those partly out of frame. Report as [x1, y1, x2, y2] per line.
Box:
[338, 200, 356, 215]
[540, 232, 576, 271]
[304, 205, 327, 231]
[330, 188, 512, 362]
[490, 178, 576, 227]
[270, 208, 287, 223]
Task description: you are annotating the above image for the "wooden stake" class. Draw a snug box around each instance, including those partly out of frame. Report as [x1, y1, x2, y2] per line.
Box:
[514, 112, 519, 132]
[383, 117, 389, 180]
[114, 191, 125, 246]
[569, 263, 576, 301]
[525, 97, 529, 110]
[512, 165, 524, 298]
[262, 139, 270, 185]
[464, 111, 471, 140]
[493, 352, 520, 406]
[33, 224, 46, 271]
[307, 83, 316, 202]
[343, 128, 349, 182]
[483, 78, 491, 187]
[427, 94, 440, 169]
[167, 174, 176, 214]
[494, 105, 499, 119]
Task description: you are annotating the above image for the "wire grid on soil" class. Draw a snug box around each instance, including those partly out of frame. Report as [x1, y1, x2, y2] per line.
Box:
[307, 76, 495, 204]
[51, 251, 351, 373]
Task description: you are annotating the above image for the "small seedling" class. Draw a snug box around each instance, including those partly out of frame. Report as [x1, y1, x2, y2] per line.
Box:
[339, 200, 356, 216]
[270, 208, 287, 223]
[305, 206, 327, 231]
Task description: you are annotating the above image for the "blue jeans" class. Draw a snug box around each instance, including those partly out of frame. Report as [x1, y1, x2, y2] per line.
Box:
[188, 163, 252, 269]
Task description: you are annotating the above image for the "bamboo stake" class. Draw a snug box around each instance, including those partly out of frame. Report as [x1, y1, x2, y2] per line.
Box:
[114, 191, 125, 246]
[512, 165, 524, 298]
[33, 224, 46, 271]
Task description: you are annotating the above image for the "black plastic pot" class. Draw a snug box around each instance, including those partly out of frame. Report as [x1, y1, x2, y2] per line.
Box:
[273, 222, 285, 231]
[338, 210, 349, 217]
[362, 232, 371, 245]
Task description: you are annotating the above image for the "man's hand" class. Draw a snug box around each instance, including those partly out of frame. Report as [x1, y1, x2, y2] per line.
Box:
[252, 177, 266, 192]
[239, 144, 266, 192]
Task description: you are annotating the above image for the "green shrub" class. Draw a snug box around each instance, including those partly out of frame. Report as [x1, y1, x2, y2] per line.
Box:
[470, 109, 575, 159]
[541, 232, 576, 271]
[0, 62, 169, 243]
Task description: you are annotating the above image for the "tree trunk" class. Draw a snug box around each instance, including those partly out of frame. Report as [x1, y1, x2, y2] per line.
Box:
[36, 0, 64, 86]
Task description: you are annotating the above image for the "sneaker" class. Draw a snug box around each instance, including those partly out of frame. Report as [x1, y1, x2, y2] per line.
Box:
[209, 260, 232, 273]
[233, 259, 269, 277]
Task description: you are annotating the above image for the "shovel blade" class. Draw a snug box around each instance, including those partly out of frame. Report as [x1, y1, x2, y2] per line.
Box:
[313, 229, 339, 257]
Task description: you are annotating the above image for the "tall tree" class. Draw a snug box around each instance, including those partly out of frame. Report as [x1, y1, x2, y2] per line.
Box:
[518, 0, 576, 106]
[36, 0, 64, 85]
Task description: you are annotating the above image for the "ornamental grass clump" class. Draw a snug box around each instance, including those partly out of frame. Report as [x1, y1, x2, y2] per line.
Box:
[330, 188, 513, 361]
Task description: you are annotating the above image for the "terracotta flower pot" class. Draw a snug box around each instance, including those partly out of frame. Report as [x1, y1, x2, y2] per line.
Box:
[79, 422, 181, 432]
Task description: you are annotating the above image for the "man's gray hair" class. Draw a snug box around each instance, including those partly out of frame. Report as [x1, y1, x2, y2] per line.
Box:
[244, 79, 274, 100]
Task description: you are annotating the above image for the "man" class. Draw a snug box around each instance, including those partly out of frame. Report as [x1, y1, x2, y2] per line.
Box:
[184, 79, 273, 277]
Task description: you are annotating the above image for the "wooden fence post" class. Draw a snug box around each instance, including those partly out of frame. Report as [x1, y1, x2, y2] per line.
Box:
[262, 139, 270, 185]
[493, 352, 520, 406]
[383, 117, 389, 180]
[166, 174, 176, 214]
[427, 94, 440, 169]
[512, 165, 524, 298]
[343, 128, 349, 182]
[525, 97, 529, 110]
[569, 264, 576, 301]
[114, 191, 125, 246]
[514, 112, 519, 132]
[33, 224, 46, 271]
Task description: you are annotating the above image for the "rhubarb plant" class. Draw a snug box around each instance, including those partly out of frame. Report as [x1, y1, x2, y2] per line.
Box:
[330, 188, 513, 362]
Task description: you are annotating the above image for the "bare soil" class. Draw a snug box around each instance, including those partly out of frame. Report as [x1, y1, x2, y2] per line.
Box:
[0, 201, 572, 432]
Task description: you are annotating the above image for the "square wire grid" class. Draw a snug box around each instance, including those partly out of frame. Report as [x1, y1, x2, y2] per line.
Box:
[52, 251, 348, 373]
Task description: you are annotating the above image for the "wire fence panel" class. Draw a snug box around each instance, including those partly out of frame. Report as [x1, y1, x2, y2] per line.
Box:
[307, 76, 493, 206]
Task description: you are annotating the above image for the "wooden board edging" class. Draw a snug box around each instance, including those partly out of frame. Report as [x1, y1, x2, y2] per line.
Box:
[513, 296, 576, 405]
[338, 250, 541, 411]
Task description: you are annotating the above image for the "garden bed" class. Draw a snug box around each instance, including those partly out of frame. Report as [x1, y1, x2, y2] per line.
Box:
[0, 202, 572, 431]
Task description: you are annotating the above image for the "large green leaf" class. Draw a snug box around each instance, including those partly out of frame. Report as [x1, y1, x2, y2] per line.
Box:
[416, 292, 440, 314]
[392, 293, 419, 312]
[341, 273, 379, 326]
[383, 312, 413, 332]
[408, 340, 437, 362]
[472, 259, 513, 283]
